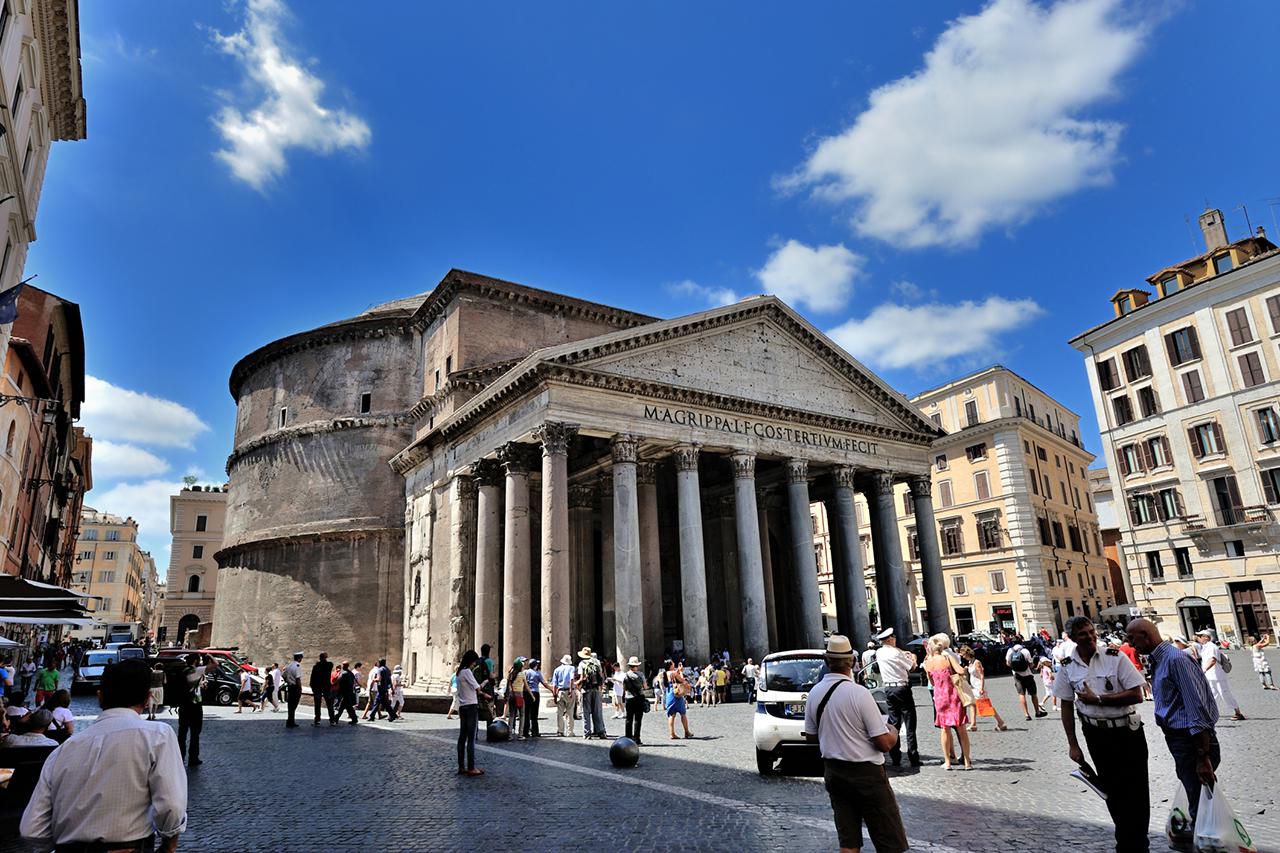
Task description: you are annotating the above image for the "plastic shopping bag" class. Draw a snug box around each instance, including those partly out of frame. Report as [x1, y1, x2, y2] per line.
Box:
[1166, 783, 1193, 846]
[1194, 785, 1257, 853]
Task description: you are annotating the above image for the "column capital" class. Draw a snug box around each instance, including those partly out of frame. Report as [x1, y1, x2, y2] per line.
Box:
[869, 470, 895, 493]
[730, 452, 756, 480]
[907, 474, 932, 499]
[833, 466, 858, 490]
[786, 458, 810, 484]
[498, 442, 536, 474]
[533, 421, 579, 456]
[569, 483, 597, 509]
[671, 443, 700, 472]
[611, 434, 640, 465]
[637, 461, 658, 486]
[473, 458, 504, 488]
[453, 474, 477, 500]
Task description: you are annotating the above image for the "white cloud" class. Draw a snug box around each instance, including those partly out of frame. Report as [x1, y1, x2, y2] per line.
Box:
[91, 441, 171, 480]
[890, 280, 939, 302]
[828, 296, 1044, 370]
[90, 479, 181, 548]
[668, 279, 740, 308]
[754, 240, 864, 314]
[211, 0, 371, 190]
[82, 376, 210, 449]
[783, 0, 1145, 248]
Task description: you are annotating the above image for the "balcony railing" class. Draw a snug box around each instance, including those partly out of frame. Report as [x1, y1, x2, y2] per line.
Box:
[1183, 505, 1271, 531]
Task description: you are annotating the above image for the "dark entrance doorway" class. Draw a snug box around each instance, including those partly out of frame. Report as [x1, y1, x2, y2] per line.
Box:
[177, 613, 200, 645]
[954, 606, 975, 635]
[1230, 581, 1273, 640]
[1177, 596, 1216, 640]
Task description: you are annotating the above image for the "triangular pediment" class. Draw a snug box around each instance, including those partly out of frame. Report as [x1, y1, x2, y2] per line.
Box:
[540, 298, 938, 436]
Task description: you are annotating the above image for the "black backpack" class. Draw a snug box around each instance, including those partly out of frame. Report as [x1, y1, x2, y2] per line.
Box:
[1009, 650, 1030, 673]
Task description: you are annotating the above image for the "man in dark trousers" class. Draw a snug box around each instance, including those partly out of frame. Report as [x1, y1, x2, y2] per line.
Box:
[310, 652, 336, 727]
[337, 661, 359, 725]
[874, 628, 920, 767]
[175, 654, 205, 767]
[283, 651, 303, 728]
[375, 659, 397, 722]
[1055, 616, 1150, 852]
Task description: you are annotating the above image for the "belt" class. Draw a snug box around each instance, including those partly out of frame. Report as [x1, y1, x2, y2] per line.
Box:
[883, 682, 910, 688]
[56, 838, 154, 853]
[1081, 714, 1137, 729]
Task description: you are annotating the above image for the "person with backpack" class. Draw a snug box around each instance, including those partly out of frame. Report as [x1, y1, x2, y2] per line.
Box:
[575, 647, 606, 739]
[1195, 629, 1244, 721]
[803, 635, 907, 853]
[1006, 643, 1047, 720]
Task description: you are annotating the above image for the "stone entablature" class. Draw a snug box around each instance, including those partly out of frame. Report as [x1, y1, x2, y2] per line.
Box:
[32, 0, 87, 141]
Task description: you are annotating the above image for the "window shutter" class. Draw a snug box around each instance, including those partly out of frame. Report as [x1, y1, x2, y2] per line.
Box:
[1118, 450, 1130, 477]
[1211, 422, 1225, 452]
[1188, 327, 1201, 360]
[1263, 472, 1279, 505]
[1174, 490, 1185, 518]
[1188, 427, 1204, 459]
[1126, 498, 1139, 527]
[1161, 436, 1172, 463]
[1164, 332, 1178, 364]
[1139, 441, 1154, 471]
[1226, 476, 1243, 511]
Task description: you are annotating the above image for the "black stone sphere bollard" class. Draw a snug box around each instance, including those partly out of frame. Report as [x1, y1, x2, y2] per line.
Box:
[486, 719, 510, 742]
[610, 736, 640, 768]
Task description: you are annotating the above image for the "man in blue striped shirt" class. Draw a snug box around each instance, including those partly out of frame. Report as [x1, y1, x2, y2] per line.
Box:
[1127, 618, 1220, 833]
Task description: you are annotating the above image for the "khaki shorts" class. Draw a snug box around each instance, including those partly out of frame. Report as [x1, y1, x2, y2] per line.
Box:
[822, 759, 908, 853]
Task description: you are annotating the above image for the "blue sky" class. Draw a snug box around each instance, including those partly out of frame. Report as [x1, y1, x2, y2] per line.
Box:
[27, 0, 1278, 565]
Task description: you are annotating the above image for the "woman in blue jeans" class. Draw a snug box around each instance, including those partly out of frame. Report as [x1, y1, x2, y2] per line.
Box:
[455, 650, 489, 776]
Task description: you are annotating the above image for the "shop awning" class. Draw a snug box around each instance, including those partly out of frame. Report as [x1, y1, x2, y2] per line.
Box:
[0, 635, 21, 648]
[0, 576, 96, 626]
[0, 576, 100, 601]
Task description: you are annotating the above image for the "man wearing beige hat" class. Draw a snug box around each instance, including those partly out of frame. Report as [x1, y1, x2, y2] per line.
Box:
[622, 657, 648, 744]
[550, 654, 577, 737]
[804, 634, 908, 853]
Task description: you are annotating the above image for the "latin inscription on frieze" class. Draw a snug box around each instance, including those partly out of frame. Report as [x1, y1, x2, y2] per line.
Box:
[643, 405, 879, 455]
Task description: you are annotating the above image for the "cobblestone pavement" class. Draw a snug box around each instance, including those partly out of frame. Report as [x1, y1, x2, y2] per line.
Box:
[5, 659, 1277, 852]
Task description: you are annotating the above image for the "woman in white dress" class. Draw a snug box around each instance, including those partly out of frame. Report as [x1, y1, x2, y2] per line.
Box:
[1196, 630, 1245, 721]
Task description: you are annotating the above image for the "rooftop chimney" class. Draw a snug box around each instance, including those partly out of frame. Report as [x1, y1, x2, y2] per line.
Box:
[1199, 208, 1228, 251]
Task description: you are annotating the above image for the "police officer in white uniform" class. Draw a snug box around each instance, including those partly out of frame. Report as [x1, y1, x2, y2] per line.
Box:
[873, 628, 919, 767]
[1053, 615, 1149, 853]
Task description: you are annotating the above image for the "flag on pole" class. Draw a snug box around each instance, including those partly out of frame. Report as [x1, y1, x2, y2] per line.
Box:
[0, 283, 23, 324]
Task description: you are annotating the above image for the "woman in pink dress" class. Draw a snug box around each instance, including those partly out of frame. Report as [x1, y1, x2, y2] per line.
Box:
[923, 634, 972, 770]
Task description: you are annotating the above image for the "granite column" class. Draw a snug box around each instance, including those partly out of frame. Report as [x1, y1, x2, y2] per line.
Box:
[731, 453, 769, 662]
[786, 459, 824, 648]
[499, 443, 533, 672]
[910, 474, 949, 635]
[611, 436, 644, 665]
[672, 444, 709, 665]
[535, 422, 577, 674]
[828, 467, 871, 649]
[637, 461, 664, 664]
[473, 460, 503, 653]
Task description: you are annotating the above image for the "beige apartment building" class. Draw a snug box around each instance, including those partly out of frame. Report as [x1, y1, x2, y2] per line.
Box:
[814, 366, 1114, 637]
[139, 552, 160, 637]
[1071, 209, 1280, 643]
[69, 506, 147, 634]
[162, 484, 227, 645]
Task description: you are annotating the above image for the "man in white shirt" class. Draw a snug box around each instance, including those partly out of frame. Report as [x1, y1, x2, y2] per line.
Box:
[283, 652, 304, 729]
[1196, 629, 1244, 721]
[741, 659, 759, 703]
[804, 634, 907, 853]
[873, 628, 919, 767]
[21, 658, 187, 853]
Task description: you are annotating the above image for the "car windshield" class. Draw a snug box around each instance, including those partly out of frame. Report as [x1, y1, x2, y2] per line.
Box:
[764, 658, 827, 692]
[118, 647, 145, 660]
[85, 652, 116, 666]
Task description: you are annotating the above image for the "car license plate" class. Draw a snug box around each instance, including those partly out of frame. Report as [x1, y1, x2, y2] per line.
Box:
[786, 702, 806, 716]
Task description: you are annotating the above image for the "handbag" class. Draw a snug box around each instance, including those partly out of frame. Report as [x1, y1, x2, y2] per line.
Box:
[974, 696, 995, 717]
[1194, 784, 1256, 853]
[951, 671, 975, 706]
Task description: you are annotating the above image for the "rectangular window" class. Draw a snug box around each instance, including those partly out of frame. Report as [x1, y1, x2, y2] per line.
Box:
[1112, 395, 1134, 426]
[965, 443, 987, 462]
[941, 523, 964, 556]
[1261, 468, 1280, 505]
[1122, 345, 1151, 382]
[1175, 547, 1194, 579]
[1257, 408, 1280, 444]
[98, 571, 115, 583]
[977, 515, 1001, 551]
[21, 139, 32, 179]
[1182, 370, 1206, 404]
[1015, 397, 1022, 417]
[1030, 474, 1038, 496]
[907, 530, 919, 561]
[931, 413, 942, 428]
[196, 514, 208, 532]
[1060, 482, 1069, 504]
[1119, 443, 1144, 476]
[11, 75, 22, 114]
[1051, 521, 1066, 549]
[445, 355, 453, 375]
[83, 529, 98, 541]
[1137, 386, 1160, 418]
[1146, 435, 1172, 468]
[1128, 494, 1157, 526]
[902, 492, 914, 516]
[193, 544, 204, 559]
[1043, 473, 1051, 495]
[1036, 446, 1047, 462]
[974, 471, 991, 501]
[1213, 254, 1233, 275]
[1037, 516, 1052, 546]
[106, 530, 120, 542]
[99, 598, 111, 612]
[0, 3, 10, 45]
[1165, 326, 1201, 366]
[359, 392, 372, 414]
[279, 407, 288, 429]
[1210, 475, 1244, 526]
[78, 550, 91, 560]
[434, 369, 440, 391]
[1226, 539, 1245, 558]
[934, 454, 948, 471]
[102, 551, 116, 561]
[989, 571, 1007, 593]
[1157, 488, 1183, 521]
[965, 400, 979, 427]
[1267, 294, 1280, 335]
[1238, 351, 1266, 388]
[1146, 551, 1164, 580]
[1096, 358, 1120, 391]
[951, 575, 967, 596]
[1068, 525, 1082, 552]
[1188, 422, 1225, 458]
[938, 481, 953, 508]
[1225, 307, 1254, 346]
[1055, 455, 1061, 468]
[1072, 487, 1081, 508]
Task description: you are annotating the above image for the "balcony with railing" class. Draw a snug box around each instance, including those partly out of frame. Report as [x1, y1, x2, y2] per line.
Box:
[1182, 505, 1272, 531]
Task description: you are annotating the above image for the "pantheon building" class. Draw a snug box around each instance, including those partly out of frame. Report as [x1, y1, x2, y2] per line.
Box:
[213, 270, 949, 688]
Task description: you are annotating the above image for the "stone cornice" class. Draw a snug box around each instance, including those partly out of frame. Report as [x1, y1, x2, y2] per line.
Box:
[215, 525, 402, 565]
[33, 0, 86, 141]
[226, 413, 413, 474]
[229, 315, 417, 401]
[404, 359, 520, 423]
